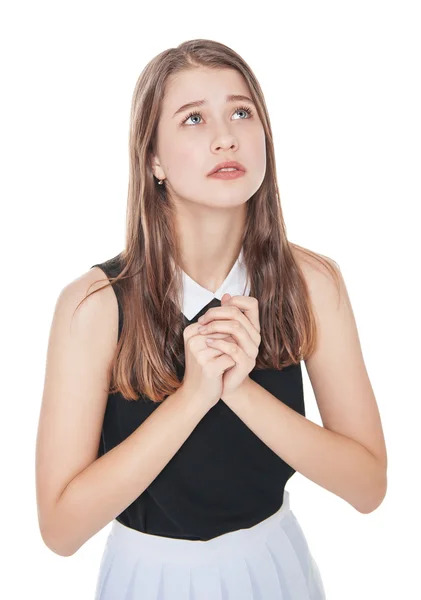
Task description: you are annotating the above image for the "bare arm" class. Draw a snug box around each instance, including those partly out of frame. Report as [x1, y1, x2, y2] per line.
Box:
[48, 385, 206, 557]
[36, 268, 209, 557]
[222, 255, 387, 514]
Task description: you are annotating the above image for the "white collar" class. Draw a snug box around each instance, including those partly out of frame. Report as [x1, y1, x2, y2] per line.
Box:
[181, 247, 251, 321]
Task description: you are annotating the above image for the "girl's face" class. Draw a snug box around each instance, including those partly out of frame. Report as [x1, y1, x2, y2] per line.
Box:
[152, 67, 266, 210]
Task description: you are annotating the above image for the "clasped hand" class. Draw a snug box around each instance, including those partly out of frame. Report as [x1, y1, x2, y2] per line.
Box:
[196, 294, 261, 398]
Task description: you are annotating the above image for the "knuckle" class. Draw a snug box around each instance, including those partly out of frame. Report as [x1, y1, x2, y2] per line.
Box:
[183, 324, 193, 340]
[186, 335, 198, 350]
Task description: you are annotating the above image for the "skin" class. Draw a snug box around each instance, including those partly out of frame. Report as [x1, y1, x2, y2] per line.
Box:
[195, 263, 388, 513]
[152, 66, 388, 513]
[151, 66, 266, 293]
[36, 69, 387, 559]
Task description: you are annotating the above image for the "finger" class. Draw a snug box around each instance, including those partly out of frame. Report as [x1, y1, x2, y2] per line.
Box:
[205, 338, 245, 358]
[205, 326, 256, 359]
[205, 332, 235, 341]
[223, 296, 261, 334]
[200, 320, 255, 353]
[200, 305, 260, 346]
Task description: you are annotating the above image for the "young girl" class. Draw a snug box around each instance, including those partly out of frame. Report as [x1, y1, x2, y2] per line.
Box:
[36, 39, 387, 599]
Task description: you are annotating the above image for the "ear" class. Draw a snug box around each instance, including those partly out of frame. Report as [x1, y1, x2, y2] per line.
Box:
[150, 154, 165, 180]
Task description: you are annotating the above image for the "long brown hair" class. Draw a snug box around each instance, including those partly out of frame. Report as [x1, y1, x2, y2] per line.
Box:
[74, 38, 340, 403]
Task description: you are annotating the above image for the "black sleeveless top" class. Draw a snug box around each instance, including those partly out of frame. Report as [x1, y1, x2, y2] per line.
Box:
[90, 251, 305, 541]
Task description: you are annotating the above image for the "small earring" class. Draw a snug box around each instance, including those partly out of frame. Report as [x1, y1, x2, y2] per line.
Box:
[158, 179, 164, 185]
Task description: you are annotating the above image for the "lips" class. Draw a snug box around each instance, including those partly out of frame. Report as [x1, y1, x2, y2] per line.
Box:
[207, 161, 246, 175]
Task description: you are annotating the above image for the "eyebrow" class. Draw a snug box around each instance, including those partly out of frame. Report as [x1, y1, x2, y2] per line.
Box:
[172, 94, 255, 118]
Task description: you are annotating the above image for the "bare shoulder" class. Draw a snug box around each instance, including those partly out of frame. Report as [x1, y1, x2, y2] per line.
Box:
[56, 266, 119, 344]
[291, 242, 388, 491]
[64, 265, 118, 311]
[290, 242, 343, 303]
[290, 241, 352, 344]
[36, 265, 119, 547]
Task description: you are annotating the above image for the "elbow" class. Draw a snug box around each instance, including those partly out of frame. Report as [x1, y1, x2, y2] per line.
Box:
[40, 522, 78, 557]
[42, 534, 77, 557]
[38, 493, 80, 556]
[355, 469, 388, 514]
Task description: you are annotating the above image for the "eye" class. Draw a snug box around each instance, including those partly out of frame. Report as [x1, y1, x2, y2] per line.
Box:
[181, 105, 254, 126]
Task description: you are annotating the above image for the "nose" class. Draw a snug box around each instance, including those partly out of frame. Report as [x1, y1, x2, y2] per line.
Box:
[211, 137, 238, 152]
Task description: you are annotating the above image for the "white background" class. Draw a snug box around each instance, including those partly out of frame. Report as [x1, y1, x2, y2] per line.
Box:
[1, 1, 419, 598]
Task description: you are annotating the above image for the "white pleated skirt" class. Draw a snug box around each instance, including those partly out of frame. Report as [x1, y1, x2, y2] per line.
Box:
[94, 490, 326, 599]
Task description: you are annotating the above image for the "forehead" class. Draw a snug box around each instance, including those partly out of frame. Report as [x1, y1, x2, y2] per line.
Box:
[162, 67, 250, 113]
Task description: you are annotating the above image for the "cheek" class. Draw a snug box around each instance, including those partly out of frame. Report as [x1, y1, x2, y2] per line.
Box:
[165, 140, 211, 191]
[255, 128, 267, 164]
[178, 144, 201, 168]
[163, 134, 202, 171]
[248, 129, 267, 182]
[160, 126, 266, 196]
